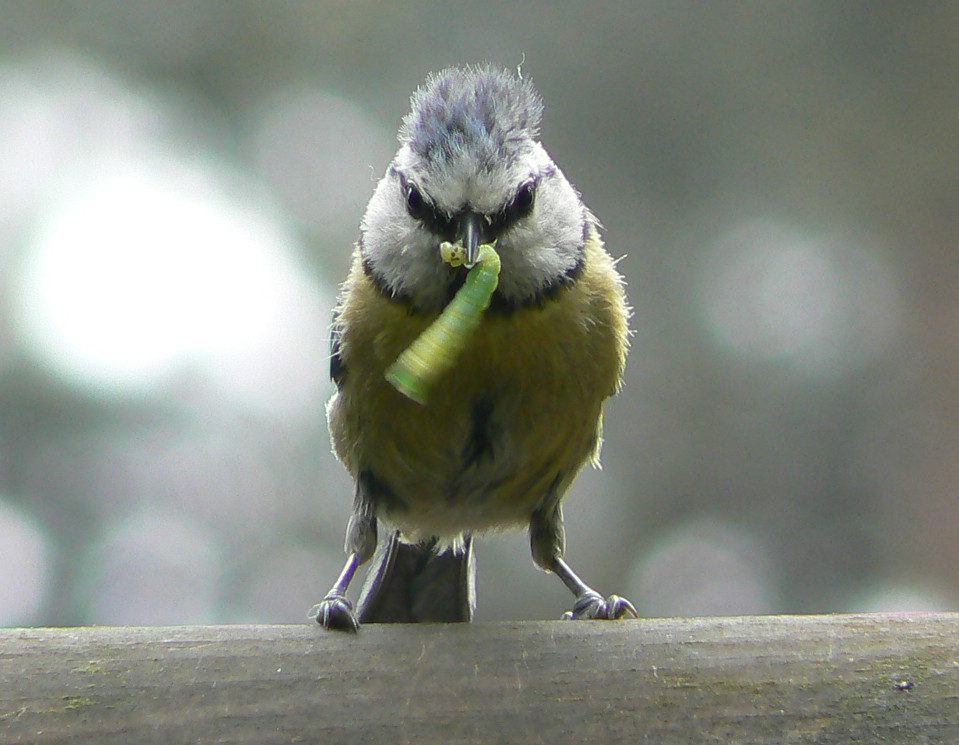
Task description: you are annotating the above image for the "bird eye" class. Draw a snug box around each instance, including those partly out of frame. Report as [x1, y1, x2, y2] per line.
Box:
[405, 182, 429, 220]
[512, 182, 535, 217]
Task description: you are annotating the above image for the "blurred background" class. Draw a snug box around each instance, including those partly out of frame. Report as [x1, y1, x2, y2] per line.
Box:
[1, 1, 957, 627]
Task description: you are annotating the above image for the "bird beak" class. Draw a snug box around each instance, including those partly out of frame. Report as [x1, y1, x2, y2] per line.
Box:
[457, 211, 485, 267]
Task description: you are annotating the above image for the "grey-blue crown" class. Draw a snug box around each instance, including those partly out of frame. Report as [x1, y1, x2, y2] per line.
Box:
[399, 65, 544, 168]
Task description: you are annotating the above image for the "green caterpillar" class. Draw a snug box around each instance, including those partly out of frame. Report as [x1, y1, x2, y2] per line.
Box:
[386, 241, 501, 404]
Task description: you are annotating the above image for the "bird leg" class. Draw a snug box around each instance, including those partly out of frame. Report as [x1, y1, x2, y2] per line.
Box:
[529, 501, 638, 621]
[309, 552, 363, 632]
[310, 485, 378, 632]
[552, 555, 638, 621]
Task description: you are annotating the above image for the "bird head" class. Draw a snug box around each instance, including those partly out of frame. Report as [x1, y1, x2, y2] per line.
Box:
[360, 65, 588, 311]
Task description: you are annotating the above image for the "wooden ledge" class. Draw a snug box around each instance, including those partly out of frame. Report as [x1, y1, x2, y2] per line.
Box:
[2, 614, 958, 743]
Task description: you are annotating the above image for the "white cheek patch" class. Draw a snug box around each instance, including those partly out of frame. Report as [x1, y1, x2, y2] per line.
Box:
[360, 150, 587, 309]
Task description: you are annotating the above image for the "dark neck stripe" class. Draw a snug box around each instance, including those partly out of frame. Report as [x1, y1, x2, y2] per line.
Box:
[361, 251, 585, 315]
[488, 254, 584, 313]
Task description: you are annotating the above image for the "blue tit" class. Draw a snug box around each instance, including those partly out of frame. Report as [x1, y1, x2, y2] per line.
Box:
[311, 65, 635, 631]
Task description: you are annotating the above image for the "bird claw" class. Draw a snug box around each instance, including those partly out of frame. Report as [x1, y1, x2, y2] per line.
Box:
[310, 591, 360, 632]
[561, 591, 639, 621]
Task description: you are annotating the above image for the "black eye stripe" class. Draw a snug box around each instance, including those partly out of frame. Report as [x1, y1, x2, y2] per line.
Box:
[487, 181, 536, 236]
[396, 171, 536, 240]
[398, 172, 455, 234]
[513, 182, 534, 212]
[405, 183, 426, 216]
[399, 172, 429, 219]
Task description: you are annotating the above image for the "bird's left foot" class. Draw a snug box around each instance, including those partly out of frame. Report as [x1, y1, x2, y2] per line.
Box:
[561, 590, 638, 621]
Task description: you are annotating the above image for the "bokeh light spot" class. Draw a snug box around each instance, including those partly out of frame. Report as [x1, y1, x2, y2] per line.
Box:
[628, 517, 776, 617]
[849, 581, 957, 613]
[699, 220, 902, 376]
[12, 163, 330, 410]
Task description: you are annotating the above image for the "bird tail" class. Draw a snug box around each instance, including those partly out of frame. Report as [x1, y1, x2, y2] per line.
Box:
[357, 531, 476, 623]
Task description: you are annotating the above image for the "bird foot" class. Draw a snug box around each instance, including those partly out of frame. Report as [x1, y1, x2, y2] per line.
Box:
[310, 591, 360, 632]
[561, 590, 638, 621]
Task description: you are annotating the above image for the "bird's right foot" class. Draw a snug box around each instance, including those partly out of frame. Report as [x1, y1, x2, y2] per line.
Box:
[310, 591, 360, 632]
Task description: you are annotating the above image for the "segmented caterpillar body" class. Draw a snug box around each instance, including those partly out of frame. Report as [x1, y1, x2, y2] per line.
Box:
[385, 242, 501, 404]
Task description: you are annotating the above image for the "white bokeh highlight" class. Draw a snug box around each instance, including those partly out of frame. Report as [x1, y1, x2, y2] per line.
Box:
[12, 163, 332, 413]
[699, 220, 903, 376]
